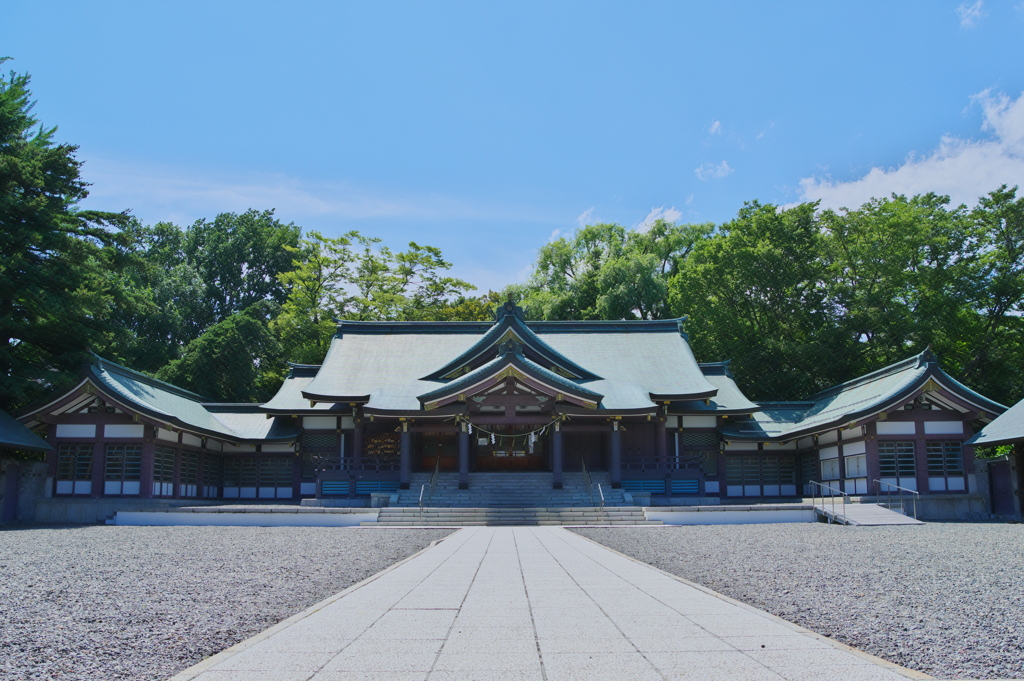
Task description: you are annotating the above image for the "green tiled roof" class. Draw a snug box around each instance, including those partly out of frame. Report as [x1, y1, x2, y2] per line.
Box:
[0, 409, 51, 450]
[719, 350, 1005, 442]
[966, 398, 1024, 447]
[418, 348, 604, 406]
[300, 318, 718, 411]
[88, 355, 297, 442]
[670, 363, 759, 414]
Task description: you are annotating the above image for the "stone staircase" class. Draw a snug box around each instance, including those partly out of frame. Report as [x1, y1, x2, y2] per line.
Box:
[395, 471, 628, 508]
[367, 506, 660, 526]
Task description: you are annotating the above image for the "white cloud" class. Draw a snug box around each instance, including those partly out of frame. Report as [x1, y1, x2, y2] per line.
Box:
[576, 207, 596, 228]
[708, 120, 722, 135]
[548, 228, 563, 242]
[797, 89, 1024, 210]
[956, 0, 985, 28]
[694, 161, 734, 181]
[79, 158, 493, 225]
[637, 206, 683, 231]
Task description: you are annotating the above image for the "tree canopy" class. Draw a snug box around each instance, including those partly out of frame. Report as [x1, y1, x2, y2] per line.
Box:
[2, 62, 1021, 411]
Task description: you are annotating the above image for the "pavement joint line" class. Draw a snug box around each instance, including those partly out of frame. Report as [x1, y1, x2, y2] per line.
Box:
[565, 528, 934, 680]
[166, 530, 465, 681]
[512, 526, 548, 681]
[425, 527, 497, 680]
[527, 527, 669, 681]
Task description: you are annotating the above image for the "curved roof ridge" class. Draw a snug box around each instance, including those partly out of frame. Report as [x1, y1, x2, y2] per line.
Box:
[89, 352, 212, 403]
[417, 347, 603, 405]
[420, 310, 600, 382]
[802, 350, 928, 401]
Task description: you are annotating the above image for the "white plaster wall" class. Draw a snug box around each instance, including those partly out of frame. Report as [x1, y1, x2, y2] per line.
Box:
[877, 422, 916, 435]
[682, 416, 716, 429]
[303, 416, 337, 429]
[56, 424, 95, 438]
[924, 421, 963, 435]
[109, 424, 146, 439]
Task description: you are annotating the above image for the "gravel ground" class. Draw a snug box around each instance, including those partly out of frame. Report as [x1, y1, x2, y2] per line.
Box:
[575, 523, 1024, 681]
[0, 525, 453, 681]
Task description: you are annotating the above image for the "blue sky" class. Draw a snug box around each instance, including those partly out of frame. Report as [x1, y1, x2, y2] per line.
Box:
[4, 1, 1024, 291]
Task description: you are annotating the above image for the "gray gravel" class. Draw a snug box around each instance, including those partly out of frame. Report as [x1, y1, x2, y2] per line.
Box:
[0, 525, 453, 681]
[574, 523, 1024, 680]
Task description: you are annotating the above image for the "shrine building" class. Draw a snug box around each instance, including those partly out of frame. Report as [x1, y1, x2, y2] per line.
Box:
[17, 299, 1007, 511]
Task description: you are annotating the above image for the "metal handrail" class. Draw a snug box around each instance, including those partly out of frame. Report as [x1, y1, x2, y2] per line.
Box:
[596, 483, 605, 510]
[581, 455, 594, 506]
[809, 480, 850, 524]
[874, 479, 920, 519]
[418, 484, 426, 512]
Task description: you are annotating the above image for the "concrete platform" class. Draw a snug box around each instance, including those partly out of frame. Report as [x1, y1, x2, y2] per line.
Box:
[170, 527, 928, 681]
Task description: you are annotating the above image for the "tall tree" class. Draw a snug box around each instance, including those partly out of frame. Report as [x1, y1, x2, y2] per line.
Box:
[0, 62, 129, 410]
[515, 219, 712, 321]
[669, 201, 846, 399]
[156, 301, 283, 403]
[182, 209, 301, 328]
[273, 231, 356, 364]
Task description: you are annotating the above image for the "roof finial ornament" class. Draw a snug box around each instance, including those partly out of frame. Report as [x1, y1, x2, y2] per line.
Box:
[494, 292, 525, 322]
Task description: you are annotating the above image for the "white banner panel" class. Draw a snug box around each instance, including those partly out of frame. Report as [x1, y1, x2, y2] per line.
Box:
[876, 422, 916, 435]
[56, 424, 95, 438]
[923, 421, 963, 435]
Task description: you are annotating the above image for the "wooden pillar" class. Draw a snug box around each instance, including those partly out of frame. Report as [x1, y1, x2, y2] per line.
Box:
[655, 417, 667, 474]
[610, 421, 622, 488]
[458, 426, 470, 489]
[91, 440, 105, 498]
[139, 438, 155, 499]
[400, 422, 411, 489]
[552, 422, 563, 489]
[352, 420, 364, 473]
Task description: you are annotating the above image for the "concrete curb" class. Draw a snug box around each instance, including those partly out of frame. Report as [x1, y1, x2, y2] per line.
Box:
[566, 528, 933, 680]
[166, 529, 459, 681]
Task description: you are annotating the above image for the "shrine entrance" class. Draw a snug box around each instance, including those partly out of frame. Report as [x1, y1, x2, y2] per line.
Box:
[473, 424, 548, 472]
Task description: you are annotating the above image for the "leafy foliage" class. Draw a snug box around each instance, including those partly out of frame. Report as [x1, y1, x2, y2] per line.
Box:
[0, 63, 129, 411]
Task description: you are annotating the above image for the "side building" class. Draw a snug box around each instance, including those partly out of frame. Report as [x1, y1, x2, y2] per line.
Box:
[15, 300, 1008, 520]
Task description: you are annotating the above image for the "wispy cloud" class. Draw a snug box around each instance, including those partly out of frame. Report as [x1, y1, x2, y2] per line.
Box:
[797, 89, 1024, 210]
[576, 207, 596, 228]
[79, 158, 500, 225]
[708, 120, 722, 135]
[956, 0, 985, 28]
[695, 160, 734, 181]
[637, 206, 682, 231]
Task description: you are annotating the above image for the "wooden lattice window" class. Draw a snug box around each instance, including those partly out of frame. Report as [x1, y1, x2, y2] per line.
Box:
[104, 444, 142, 496]
[153, 446, 176, 496]
[56, 444, 93, 495]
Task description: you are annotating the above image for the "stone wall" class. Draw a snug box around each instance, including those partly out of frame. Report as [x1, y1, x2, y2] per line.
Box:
[33, 497, 223, 524]
[0, 459, 48, 522]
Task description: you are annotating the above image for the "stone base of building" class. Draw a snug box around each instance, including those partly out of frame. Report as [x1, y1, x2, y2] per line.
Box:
[33, 497, 225, 524]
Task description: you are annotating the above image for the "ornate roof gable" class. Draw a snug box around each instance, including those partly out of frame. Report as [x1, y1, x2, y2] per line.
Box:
[420, 298, 601, 382]
[418, 339, 603, 411]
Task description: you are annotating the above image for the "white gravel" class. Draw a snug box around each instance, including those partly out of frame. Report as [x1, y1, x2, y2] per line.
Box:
[0, 525, 453, 681]
[574, 523, 1024, 680]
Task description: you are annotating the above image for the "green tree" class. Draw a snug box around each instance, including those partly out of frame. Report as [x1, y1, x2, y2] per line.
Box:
[273, 231, 356, 364]
[156, 302, 283, 403]
[182, 209, 301, 328]
[515, 219, 712, 321]
[669, 201, 847, 399]
[0, 62, 129, 410]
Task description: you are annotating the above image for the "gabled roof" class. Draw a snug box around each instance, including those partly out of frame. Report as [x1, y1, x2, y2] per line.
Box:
[965, 397, 1024, 447]
[1, 409, 51, 451]
[298, 313, 718, 411]
[719, 350, 1005, 442]
[418, 341, 603, 410]
[31, 355, 299, 443]
[421, 300, 600, 381]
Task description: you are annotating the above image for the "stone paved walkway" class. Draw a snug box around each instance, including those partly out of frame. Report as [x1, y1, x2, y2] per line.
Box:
[171, 527, 927, 681]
